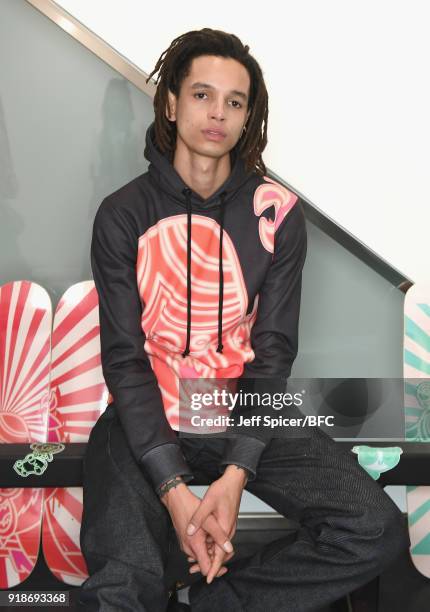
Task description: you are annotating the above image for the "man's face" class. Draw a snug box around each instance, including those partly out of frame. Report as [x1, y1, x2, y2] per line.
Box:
[166, 55, 251, 160]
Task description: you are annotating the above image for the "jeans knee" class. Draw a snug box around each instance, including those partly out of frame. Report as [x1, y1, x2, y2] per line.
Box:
[318, 504, 410, 573]
[371, 506, 410, 571]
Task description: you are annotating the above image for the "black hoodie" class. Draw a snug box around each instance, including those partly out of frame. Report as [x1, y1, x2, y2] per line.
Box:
[90, 121, 307, 492]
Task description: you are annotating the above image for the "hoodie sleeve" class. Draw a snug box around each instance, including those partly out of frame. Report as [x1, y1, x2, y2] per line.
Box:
[91, 198, 194, 492]
[218, 199, 308, 481]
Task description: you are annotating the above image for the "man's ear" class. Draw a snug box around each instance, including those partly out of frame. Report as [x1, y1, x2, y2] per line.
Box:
[165, 89, 177, 122]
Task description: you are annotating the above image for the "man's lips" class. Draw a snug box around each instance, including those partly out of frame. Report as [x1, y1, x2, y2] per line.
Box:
[202, 129, 227, 140]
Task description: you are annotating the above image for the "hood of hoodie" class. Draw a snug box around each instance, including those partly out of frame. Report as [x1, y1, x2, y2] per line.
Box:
[143, 121, 253, 211]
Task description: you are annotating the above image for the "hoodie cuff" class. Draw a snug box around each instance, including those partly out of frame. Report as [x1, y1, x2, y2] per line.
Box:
[139, 443, 194, 493]
[218, 435, 267, 482]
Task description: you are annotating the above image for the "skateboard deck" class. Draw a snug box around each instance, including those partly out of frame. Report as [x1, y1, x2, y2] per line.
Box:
[42, 281, 107, 585]
[404, 282, 430, 577]
[0, 281, 51, 588]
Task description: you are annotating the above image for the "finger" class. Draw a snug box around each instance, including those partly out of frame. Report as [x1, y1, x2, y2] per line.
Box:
[207, 544, 227, 584]
[207, 547, 226, 584]
[206, 533, 232, 562]
[183, 544, 195, 558]
[203, 514, 234, 555]
[190, 563, 228, 577]
[214, 545, 235, 565]
[187, 500, 214, 536]
[191, 535, 216, 570]
[190, 538, 212, 576]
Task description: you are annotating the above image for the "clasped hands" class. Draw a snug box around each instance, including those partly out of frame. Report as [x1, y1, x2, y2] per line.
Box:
[161, 464, 247, 584]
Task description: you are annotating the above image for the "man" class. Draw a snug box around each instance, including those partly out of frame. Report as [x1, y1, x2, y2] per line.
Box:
[79, 28, 410, 612]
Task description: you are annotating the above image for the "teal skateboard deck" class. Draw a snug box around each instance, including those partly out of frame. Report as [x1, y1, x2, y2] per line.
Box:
[404, 282, 430, 577]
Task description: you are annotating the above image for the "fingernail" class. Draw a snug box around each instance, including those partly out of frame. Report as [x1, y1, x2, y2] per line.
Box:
[223, 540, 233, 553]
[187, 524, 196, 535]
[207, 576, 212, 584]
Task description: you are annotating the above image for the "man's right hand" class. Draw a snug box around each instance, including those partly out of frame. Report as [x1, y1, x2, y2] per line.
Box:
[161, 480, 233, 579]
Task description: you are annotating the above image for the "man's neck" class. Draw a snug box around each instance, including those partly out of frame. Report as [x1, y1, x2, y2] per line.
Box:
[173, 139, 231, 201]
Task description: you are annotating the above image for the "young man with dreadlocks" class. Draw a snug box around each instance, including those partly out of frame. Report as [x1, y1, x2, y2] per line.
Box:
[79, 27, 410, 612]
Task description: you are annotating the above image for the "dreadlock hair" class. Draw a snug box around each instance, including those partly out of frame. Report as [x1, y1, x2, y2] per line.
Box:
[146, 28, 268, 176]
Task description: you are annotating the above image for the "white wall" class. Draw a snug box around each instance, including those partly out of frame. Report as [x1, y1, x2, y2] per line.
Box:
[55, 0, 429, 284]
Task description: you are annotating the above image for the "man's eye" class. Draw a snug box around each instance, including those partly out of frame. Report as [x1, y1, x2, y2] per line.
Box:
[231, 100, 242, 108]
[194, 92, 207, 99]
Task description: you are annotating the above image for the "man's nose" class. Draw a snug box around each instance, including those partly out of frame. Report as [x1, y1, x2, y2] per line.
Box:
[209, 98, 225, 120]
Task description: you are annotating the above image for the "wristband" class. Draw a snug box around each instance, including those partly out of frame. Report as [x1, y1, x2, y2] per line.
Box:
[157, 475, 185, 499]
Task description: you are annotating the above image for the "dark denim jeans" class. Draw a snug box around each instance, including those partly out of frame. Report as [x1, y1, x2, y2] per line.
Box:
[79, 405, 410, 611]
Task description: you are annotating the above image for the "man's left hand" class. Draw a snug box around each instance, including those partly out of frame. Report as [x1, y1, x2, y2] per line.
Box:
[186, 465, 248, 583]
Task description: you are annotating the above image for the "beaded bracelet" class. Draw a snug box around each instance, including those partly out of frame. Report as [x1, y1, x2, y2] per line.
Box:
[157, 475, 184, 499]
